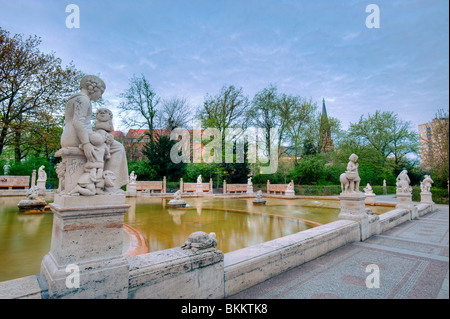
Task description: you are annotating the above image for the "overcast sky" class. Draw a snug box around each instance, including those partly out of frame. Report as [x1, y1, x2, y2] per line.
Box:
[0, 0, 448, 132]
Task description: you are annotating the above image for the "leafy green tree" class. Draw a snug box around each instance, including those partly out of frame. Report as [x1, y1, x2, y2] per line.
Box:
[127, 160, 157, 181]
[287, 97, 317, 162]
[347, 111, 418, 173]
[288, 154, 327, 185]
[143, 133, 186, 181]
[0, 28, 81, 160]
[197, 84, 250, 183]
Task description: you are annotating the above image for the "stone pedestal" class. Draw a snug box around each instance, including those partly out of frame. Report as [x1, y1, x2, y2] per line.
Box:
[420, 192, 434, 205]
[247, 185, 253, 194]
[31, 170, 37, 187]
[36, 180, 46, 190]
[196, 183, 203, 195]
[168, 199, 187, 208]
[338, 192, 379, 241]
[253, 198, 266, 205]
[285, 190, 295, 198]
[17, 198, 47, 211]
[126, 183, 136, 197]
[396, 192, 417, 219]
[365, 193, 376, 205]
[40, 193, 130, 299]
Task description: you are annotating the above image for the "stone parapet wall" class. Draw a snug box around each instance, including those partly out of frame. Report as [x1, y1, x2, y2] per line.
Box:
[127, 247, 224, 299]
[223, 220, 360, 297]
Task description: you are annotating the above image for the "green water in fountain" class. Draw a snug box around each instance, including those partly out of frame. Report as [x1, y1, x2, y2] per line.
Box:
[0, 196, 392, 282]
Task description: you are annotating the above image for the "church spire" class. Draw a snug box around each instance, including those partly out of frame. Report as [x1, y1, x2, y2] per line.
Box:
[322, 98, 328, 117]
[318, 97, 334, 152]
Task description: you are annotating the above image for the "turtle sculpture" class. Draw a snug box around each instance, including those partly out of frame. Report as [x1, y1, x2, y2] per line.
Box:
[181, 231, 217, 253]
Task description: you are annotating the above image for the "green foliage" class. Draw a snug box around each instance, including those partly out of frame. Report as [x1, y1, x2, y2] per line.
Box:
[222, 162, 250, 183]
[322, 163, 345, 185]
[143, 133, 186, 182]
[3, 155, 59, 189]
[295, 185, 341, 196]
[288, 154, 327, 185]
[127, 160, 157, 181]
[430, 188, 449, 205]
[431, 167, 449, 189]
[252, 172, 281, 185]
[184, 163, 216, 183]
[0, 28, 82, 159]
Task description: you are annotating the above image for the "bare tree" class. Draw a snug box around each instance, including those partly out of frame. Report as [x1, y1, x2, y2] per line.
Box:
[198, 85, 249, 136]
[118, 74, 160, 139]
[160, 96, 193, 131]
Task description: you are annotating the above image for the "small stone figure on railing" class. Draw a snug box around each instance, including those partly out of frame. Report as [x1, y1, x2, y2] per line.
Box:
[420, 175, 433, 193]
[181, 231, 217, 253]
[396, 170, 412, 194]
[340, 153, 361, 193]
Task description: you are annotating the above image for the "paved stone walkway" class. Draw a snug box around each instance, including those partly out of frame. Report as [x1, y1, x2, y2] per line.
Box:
[229, 204, 449, 299]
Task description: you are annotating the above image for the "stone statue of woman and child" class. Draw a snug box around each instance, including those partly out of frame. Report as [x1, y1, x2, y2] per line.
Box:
[55, 75, 128, 197]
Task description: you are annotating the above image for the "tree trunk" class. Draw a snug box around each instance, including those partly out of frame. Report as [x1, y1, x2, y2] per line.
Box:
[14, 130, 22, 162]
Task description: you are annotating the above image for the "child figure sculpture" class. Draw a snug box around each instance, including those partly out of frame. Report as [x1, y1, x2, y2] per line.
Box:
[340, 153, 361, 193]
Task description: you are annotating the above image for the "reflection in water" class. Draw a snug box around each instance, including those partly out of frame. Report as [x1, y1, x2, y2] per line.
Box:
[0, 196, 392, 282]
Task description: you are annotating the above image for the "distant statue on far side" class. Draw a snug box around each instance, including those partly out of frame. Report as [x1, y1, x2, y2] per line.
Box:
[129, 171, 137, 184]
[363, 183, 374, 195]
[38, 165, 47, 182]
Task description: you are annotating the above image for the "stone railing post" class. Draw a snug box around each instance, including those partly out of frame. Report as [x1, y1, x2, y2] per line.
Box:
[163, 176, 166, 193]
[31, 169, 37, 188]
